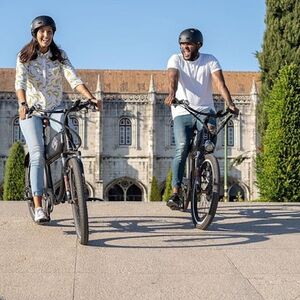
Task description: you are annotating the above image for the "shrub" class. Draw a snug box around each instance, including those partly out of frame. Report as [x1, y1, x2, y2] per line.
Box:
[3, 142, 25, 201]
[150, 176, 161, 201]
[256, 64, 300, 201]
[162, 169, 172, 202]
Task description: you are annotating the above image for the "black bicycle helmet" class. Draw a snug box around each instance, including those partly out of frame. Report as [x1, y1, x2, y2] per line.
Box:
[178, 28, 203, 46]
[31, 15, 56, 37]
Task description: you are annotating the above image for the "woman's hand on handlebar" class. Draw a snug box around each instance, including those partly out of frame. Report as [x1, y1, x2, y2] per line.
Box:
[89, 98, 101, 111]
[19, 104, 28, 120]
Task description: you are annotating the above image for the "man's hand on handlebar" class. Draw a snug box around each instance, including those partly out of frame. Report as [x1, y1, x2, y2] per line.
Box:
[228, 104, 239, 116]
[164, 94, 176, 107]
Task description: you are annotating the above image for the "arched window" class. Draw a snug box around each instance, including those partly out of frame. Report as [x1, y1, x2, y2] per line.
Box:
[170, 120, 175, 146]
[119, 118, 132, 145]
[126, 184, 142, 201]
[229, 183, 245, 202]
[227, 120, 234, 146]
[107, 179, 143, 201]
[108, 184, 124, 201]
[13, 117, 25, 143]
[69, 117, 79, 145]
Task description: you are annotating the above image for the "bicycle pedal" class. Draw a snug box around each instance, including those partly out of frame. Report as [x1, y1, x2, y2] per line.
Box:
[171, 206, 181, 211]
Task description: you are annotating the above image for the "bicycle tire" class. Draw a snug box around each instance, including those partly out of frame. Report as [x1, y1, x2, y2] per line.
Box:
[67, 157, 89, 245]
[191, 154, 220, 230]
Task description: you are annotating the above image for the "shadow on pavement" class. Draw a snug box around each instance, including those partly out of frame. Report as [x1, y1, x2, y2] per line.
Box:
[48, 204, 300, 249]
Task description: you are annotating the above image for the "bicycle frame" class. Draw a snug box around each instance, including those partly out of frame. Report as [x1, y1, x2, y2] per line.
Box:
[173, 99, 235, 213]
[174, 99, 234, 153]
[25, 100, 95, 207]
[24, 100, 96, 244]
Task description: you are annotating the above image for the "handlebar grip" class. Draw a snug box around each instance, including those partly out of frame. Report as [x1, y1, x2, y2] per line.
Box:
[87, 100, 98, 111]
[226, 107, 239, 116]
[26, 105, 38, 117]
[172, 98, 189, 105]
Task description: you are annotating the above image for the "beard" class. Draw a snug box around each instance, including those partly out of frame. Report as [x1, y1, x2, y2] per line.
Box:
[181, 49, 199, 61]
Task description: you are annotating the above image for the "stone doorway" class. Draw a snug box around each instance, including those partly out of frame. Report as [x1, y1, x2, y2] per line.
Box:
[106, 178, 143, 201]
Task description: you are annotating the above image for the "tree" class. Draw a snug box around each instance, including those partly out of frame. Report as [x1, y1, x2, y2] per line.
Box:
[257, 0, 300, 142]
[256, 64, 300, 201]
[162, 169, 172, 202]
[150, 176, 161, 201]
[3, 142, 25, 201]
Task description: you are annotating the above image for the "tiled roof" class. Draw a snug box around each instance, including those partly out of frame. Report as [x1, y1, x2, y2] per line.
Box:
[0, 68, 260, 95]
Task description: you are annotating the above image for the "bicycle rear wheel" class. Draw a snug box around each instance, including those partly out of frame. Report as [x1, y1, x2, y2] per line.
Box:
[67, 157, 89, 245]
[191, 154, 220, 230]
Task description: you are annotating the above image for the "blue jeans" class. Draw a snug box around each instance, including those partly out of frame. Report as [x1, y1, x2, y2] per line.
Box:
[20, 111, 63, 196]
[172, 110, 216, 189]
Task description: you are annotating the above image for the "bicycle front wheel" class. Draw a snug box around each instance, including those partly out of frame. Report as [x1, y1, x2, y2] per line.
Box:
[67, 157, 89, 245]
[191, 154, 220, 230]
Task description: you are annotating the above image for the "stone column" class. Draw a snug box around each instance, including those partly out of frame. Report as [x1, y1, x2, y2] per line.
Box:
[147, 75, 156, 201]
[249, 79, 260, 200]
[94, 74, 104, 198]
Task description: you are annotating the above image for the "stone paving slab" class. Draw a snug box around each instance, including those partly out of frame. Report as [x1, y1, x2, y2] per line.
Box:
[0, 201, 300, 300]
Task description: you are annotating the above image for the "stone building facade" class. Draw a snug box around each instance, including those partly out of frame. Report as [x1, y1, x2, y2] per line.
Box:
[0, 69, 260, 201]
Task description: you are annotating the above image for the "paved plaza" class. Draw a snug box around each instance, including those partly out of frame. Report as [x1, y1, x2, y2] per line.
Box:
[0, 201, 300, 300]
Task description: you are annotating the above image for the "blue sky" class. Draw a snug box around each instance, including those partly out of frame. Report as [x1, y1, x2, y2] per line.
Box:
[0, 0, 265, 71]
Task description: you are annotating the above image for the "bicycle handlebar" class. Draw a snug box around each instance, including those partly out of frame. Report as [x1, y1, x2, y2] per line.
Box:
[27, 99, 97, 117]
[172, 98, 237, 118]
[172, 98, 236, 134]
[25, 100, 97, 151]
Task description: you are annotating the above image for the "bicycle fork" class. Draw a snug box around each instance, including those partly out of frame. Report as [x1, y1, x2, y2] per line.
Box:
[194, 151, 205, 193]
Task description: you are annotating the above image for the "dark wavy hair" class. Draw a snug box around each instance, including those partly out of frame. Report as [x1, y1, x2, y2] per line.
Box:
[19, 39, 65, 63]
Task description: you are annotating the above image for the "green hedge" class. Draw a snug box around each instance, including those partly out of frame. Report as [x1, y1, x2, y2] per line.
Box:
[150, 176, 161, 201]
[3, 142, 25, 201]
[162, 169, 172, 202]
[256, 64, 300, 201]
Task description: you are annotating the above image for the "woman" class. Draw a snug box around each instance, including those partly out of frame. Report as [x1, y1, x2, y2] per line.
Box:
[15, 15, 100, 222]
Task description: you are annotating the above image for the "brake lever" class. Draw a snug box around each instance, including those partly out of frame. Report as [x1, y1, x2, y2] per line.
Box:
[172, 98, 189, 107]
[26, 104, 41, 118]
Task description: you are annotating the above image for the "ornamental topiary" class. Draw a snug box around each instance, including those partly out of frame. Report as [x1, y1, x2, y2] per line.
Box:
[3, 142, 25, 201]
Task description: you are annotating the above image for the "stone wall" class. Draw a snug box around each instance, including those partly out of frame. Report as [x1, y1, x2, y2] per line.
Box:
[0, 72, 260, 201]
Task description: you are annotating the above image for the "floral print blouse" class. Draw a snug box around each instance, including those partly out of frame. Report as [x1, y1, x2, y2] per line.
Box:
[15, 49, 83, 109]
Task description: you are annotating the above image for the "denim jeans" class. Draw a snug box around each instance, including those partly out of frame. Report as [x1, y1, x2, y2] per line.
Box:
[172, 109, 216, 189]
[20, 110, 63, 196]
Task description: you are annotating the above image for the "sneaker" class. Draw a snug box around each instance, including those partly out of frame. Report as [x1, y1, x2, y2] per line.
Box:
[34, 207, 49, 223]
[167, 194, 182, 210]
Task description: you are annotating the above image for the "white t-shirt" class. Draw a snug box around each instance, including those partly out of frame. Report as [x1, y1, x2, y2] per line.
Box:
[167, 53, 221, 119]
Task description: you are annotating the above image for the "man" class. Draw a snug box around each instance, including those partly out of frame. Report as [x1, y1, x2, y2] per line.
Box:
[165, 28, 239, 210]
